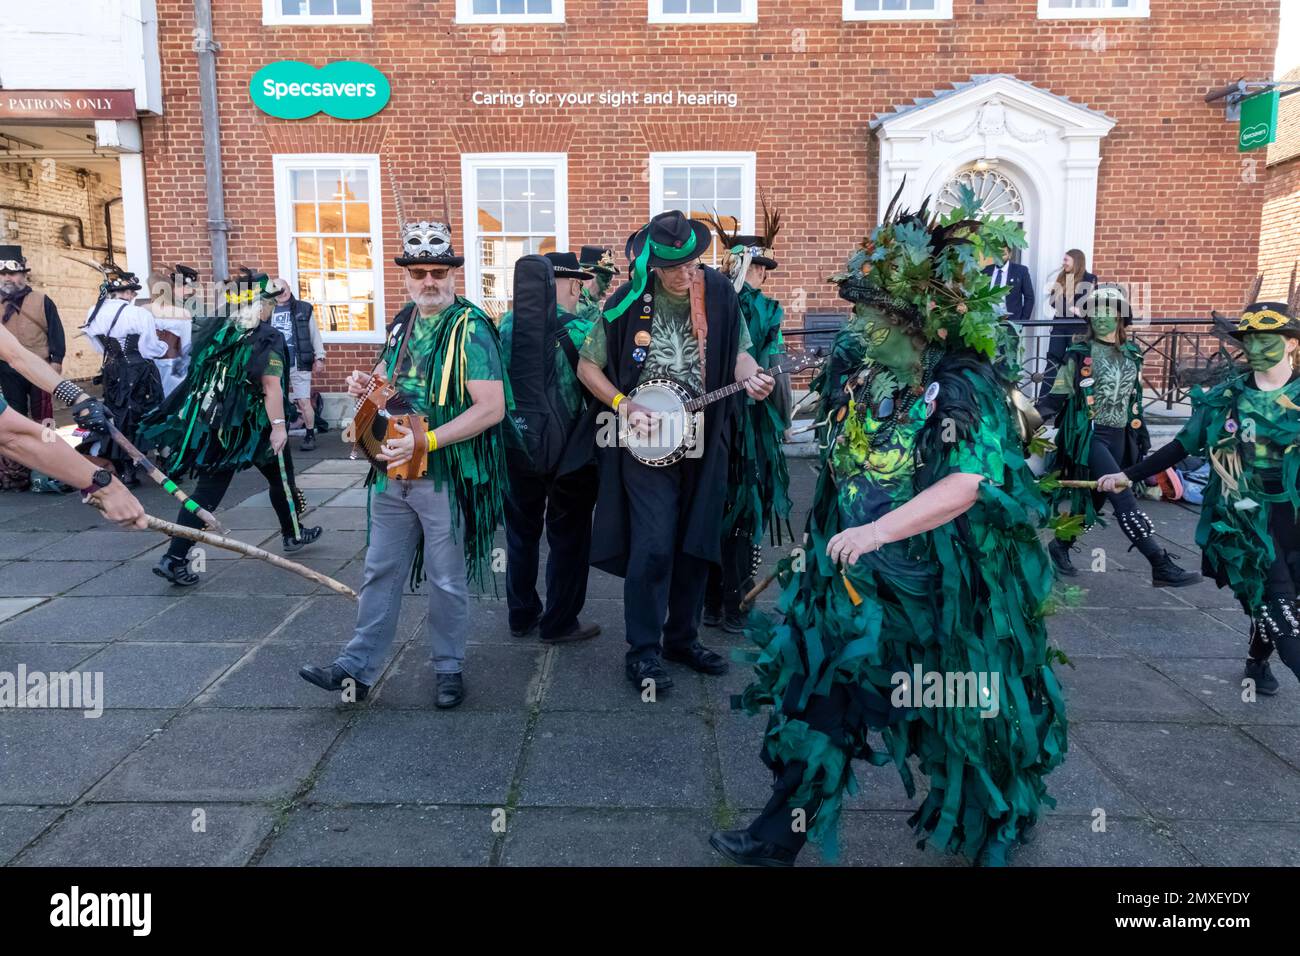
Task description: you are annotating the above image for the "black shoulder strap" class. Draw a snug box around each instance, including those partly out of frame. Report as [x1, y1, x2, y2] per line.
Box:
[557, 328, 580, 370]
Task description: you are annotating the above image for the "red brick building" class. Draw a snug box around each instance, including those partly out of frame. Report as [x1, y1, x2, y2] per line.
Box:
[1258, 64, 1300, 301]
[135, 0, 1283, 388]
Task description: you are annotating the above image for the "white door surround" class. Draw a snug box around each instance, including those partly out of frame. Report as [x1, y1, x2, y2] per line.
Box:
[872, 74, 1116, 321]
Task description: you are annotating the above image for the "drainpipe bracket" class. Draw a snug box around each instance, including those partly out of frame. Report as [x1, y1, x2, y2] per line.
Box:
[191, 28, 221, 54]
[207, 219, 231, 233]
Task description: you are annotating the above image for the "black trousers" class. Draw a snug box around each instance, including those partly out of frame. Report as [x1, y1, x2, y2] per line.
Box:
[705, 531, 757, 616]
[0, 362, 37, 418]
[1088, 425, 1141, 515]
[503, 462, 598, 639]
[165, 451, 301, 560]
[622, 456, 712, 664]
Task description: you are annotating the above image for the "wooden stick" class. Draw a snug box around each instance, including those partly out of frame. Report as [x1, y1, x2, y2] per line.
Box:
[144, 514, 357, 600]
[1056, 478, 1130, 490]
[102, 421, 226, 532]
[739, 570, 778, 611]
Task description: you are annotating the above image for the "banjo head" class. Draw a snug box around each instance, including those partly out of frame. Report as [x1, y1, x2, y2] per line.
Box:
[624, 379, 700, 465]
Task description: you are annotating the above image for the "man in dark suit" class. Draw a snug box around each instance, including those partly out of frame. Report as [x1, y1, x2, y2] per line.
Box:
[983, 256, 1035, 325]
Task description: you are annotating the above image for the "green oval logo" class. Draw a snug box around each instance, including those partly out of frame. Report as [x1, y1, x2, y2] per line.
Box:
[250, 61, 390, 120]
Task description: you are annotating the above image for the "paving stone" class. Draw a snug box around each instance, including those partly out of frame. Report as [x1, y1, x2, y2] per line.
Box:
[78, 642, 250, 708]
[65, 561, 202, 598]
[26, 529, 160, 562]
[258, 805, 494, 866]
[1099, 607, 1244, 659]
[1076, 722, 1300, 823]
[541, 631, 708, 711]
[0, 642, 106, 674]
[0, 531, 72, 560]
[1047, 611, 1126, 658]
[119, 595, 306, 642]
[302, 459, 372, 475]
[1171, 821, 1300, 866]
[1152, 658, 1300, 726]
[1002, 815, 1195, 867]
[1242, 724, 1300, 772]
[518, 711, 713, 809]
[321, 488, 369, 507]
[14, 803, 275, 866]
[501, 808, 718, 866]
[201, 555, 350, 596]
[0, 596, 177, 643]
[310, 710, 524, 805]
[271, 594, 422, 644]
[92, 709, 347, 802]
[0, 711, 161, 804]
[304, 507, 371, 531]
[798, 811, 964, 868]
[375, 642, 541, 712]
[197, 640, 386, 708]
[212, 507, 286, 531]
[233, 488, 338, 509]
[0, 807, 63, 865]
[0, 597, 45, 626]
[1057, 657, 1219, 722]
[292, 474, 363, 490]
[0, 561, 107, 597]
[1041, 742, 1145, 816]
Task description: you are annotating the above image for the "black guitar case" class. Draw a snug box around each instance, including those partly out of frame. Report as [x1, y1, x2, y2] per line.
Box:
[506, 254, 567, 476]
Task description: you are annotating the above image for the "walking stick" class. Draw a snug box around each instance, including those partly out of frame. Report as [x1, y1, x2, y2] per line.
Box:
[101, 420, 226, 532]
[144, 513, 355, 599]
[1056, 478, 1131, 490]
[277, 451, 301, 539]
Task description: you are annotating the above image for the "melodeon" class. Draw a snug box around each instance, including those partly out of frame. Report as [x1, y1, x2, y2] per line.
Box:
[349, 371, 430, 480]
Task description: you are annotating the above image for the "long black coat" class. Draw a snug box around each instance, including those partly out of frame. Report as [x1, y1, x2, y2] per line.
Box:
[581, 264, 742, 577]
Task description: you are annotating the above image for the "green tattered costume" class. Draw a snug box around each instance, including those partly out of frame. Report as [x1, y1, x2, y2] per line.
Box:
[722, 284, 792, 544]
[371, 296, 513, 589]
[1044, 338, 1149, 534]
[138, 318, 288, 477]
[738, 313, 1067, 862]
[1167, 373, 1300, 611]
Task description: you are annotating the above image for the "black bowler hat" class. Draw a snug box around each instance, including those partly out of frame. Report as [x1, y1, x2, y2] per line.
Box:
[544, 251, 593, 281]
[0, 245, 30, 274]
[579, 245, 619, 275]
[624, 210, 712, 271]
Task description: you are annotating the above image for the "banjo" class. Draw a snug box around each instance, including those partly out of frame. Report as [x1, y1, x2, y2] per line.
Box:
[623, 350, 823, 466]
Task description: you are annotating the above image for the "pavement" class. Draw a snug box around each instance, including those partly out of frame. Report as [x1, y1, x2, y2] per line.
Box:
[1, 440, 1299, 868]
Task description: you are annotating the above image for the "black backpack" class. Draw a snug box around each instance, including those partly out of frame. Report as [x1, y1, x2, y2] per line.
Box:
[506, 255, 570, 476]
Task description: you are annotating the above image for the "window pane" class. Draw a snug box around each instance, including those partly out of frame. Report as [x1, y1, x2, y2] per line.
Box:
[716, 0, 741, 11]
[478, 202, 504, 232]
[291, 169, 316, 201]
[688, 0, 713, 13]
[477, 167, 502, 200]
[525, 0, 552, 12]
[340, 168, 368, 201]
[503, 201, 529, 231]
[336, 0, 362, 13]
[316, 169, 342, 200]
[294, 203, 316, 232]
[689, 166, 714, 201]
[663, 167, 688, 199]
[662, 0, 688, 12]
[537, 236, 557, 256]
[716, 166, 741, 198]
[344, 203, 369, 233]
[855, 0, 881, 9]
[297, 273, 318, 301]
[502, 168, 529, 201]
[532, 203, 555, 233]
[282, 1, 303, 14]
[308, 0, 334, 14]
[913, 0, 936, 8]
[500, 0, 525, 14]
[531, 168, 555, 201]
[714, 198, 742, 222]
[473, 0, 496, 13]
[347, 272, 374, 300]
[347, 238, 372, 269]
[320, 237, 347, 268]
[883, 0, 907, 10]
[318, 203, 344, 233]
[295, 238, 321, 271]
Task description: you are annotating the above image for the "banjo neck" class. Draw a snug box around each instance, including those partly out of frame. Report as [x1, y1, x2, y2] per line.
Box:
[680, 359, 794, 413]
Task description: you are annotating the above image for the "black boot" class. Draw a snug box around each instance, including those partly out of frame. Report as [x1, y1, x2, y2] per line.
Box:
[709, 829, 797, 867]
[1048, 537, 1077, 577]
[1243, 658, 1280, 696]
[153, 553, 199, 587]
[283, 525, 323, 553]
[300, 429, 316, 452]
[1118, 509, 1201, 588]
[1252, 597, 1300, 684]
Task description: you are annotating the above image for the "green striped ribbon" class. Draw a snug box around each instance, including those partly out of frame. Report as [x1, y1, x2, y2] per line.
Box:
[602, 227, 700, 322]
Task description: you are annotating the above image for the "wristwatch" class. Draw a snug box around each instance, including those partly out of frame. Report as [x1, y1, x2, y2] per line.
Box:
[80, 468, 113, 498]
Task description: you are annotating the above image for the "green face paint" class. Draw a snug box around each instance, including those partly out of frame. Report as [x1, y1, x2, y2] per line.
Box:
[1089, 313, 1118, 339]
[860, 306, 923, 380]
[1242, 332, 1288, 372]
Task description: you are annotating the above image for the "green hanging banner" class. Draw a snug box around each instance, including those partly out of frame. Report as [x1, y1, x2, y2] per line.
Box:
[1238, 89, 1279, 152]
[250, 60, 390, 120]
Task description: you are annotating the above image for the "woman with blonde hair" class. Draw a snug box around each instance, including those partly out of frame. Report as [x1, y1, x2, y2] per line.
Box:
[1040, 248, 1096, 397]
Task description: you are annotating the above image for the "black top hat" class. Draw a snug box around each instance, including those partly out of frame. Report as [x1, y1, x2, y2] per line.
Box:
[1231, 301, 1300, 340]
[394, 220, 464, 268]
[728, 235, 778, 271]
[224, 267, 274, 304]
[101, 265, 142, 294]
[624, 211, 711, 271]
[578, 245, 619, 275]
[173, 263, 199, 284]
[0, 245, 30, 274]
[545, 252, 593, 281]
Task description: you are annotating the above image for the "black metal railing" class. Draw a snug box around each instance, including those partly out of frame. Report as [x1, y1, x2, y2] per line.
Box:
[786, 314, 1235, 417]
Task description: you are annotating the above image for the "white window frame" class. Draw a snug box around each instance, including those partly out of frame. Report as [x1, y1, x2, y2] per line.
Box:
[842, 0, 952, 21]
[1037, 0, 1150, 19]
[648, 0, 758, 26]
[272, 153, 385, 345]
[648, 152, 756, 267]
[455, 0, 565, 24]
[262, 0, 373, 26]
[460, 152, 570, 315]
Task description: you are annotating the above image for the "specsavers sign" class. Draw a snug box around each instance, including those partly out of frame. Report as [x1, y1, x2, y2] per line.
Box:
[250, 61, 390, 120]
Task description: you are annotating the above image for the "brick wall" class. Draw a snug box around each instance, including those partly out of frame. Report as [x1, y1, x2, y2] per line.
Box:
[0, 160, 126, 378]
[140, 0, 1282, 389]
[1258, 158, 1300, 300]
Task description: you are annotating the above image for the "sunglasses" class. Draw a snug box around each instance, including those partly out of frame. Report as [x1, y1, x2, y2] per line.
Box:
[406, 267, 451, 281]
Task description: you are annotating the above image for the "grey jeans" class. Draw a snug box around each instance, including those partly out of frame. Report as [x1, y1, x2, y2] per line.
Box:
[336, 479, 469, 684]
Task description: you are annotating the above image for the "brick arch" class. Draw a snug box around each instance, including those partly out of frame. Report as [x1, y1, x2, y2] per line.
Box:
[638, 121, 770, 153]
[449, 122, 577, 154]
[260, 121, 390, 155]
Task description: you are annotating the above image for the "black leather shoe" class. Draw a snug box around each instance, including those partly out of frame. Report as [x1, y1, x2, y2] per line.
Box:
[1149, 549, 1201, 588]
[626, 657, 675, 693]
[1048, 537, 1077, 577]
[510, 616, 540, 639]
[298, 663, 370, 701]
[541, 621, 601, 644]
[283, 525, 323, 553]
[702, 606, 723, 628]
[709, 829, 797, 867]
[153, 554, 199, 587]
[1244, 659, 1280, 696]
[435, 672, 465, 709]
[722, 610, 748, 635]
[663, 641, 728, 675]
